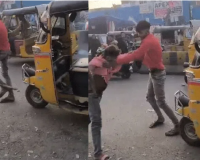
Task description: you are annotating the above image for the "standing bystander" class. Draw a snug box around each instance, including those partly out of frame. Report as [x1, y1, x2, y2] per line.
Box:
[0, 20, 15, 103]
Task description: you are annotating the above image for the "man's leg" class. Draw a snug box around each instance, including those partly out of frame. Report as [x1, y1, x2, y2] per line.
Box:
[89, 93, 102, 158]
[0, 52, 15, 102]
[9, 37, 16, 56]
[151, 71, 179, 136]
[146, 74, 165, 128]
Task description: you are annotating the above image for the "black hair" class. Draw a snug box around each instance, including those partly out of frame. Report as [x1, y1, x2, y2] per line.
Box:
[108, 35, 114, 38]
[136, 20, 151, 33]
[103, 45, 120, 58]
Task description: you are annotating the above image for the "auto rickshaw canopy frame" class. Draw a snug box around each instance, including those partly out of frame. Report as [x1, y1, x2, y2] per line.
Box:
[49, 1, 88, 15]
[2, 6, 38, 16]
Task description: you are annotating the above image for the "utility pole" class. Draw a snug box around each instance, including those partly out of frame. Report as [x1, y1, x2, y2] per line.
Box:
[20, 1, 23, 8]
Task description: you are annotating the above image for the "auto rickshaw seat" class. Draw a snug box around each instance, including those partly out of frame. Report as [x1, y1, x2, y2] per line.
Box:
[25, 68, 35, 77]
[72, 57, 88, 68]
[69, 58, 88, 97]
[23, 65, 35, 77]
[178, 95, 189, 107]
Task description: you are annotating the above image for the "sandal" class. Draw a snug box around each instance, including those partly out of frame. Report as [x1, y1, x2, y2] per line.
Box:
[149, 120, 164, 128]
[95, 154, 110, 160]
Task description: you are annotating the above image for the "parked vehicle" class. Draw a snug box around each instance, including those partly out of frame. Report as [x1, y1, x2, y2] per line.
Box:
[22, 1, 88, 115]
[183, 20, 200, 83]
[2, 5, 47, 58]
[174, 26, 200, 146]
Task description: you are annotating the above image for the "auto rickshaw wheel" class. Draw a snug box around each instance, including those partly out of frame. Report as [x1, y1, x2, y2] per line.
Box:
[180, 117, 200, 147]
[26, 85, 48, 109]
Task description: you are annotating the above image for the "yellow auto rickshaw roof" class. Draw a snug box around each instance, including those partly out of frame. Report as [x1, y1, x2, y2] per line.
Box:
[49, 1, 88, 15]
[2, 6, 37, 16]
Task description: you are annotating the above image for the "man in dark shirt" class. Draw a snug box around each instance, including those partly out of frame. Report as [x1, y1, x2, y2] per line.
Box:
[116, 32, 128, 53]
[116, 21, 179, 136]
[116, 32, 130, 74]
[0, 20, 15, 103]
[89, 34, 101, 58]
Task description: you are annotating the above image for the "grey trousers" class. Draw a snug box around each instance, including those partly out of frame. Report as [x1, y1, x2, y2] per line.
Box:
[146, 70, 179, 126]
[89, 93, 102, 158]
[0, 51, 13, 95]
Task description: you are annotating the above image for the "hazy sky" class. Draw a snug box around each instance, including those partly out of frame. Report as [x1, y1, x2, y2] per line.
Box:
[89, 0, 122, 9]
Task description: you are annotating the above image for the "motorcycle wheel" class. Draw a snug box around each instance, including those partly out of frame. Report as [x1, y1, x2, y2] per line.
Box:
[121, 72, 131, 79]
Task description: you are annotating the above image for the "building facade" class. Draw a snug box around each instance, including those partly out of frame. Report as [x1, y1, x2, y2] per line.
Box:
[89, 1, 200, 26]
[0, 1, 50, 11]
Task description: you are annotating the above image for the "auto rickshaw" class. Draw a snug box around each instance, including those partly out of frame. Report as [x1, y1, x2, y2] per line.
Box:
[2, 5, 46, 58]
[22, 1, 88, 115]
[183, 20, 200, 83]
[174, 26, 200, 146]
[153, 25, 191, 51]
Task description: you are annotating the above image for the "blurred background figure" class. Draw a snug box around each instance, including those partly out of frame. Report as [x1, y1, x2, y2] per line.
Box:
[116, 32, 128, 54]
[89, 34, 101, 58]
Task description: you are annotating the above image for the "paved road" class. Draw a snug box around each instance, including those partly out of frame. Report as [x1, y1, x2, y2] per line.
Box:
[89, 74, 200, 160]
[0, 58, 88, 160]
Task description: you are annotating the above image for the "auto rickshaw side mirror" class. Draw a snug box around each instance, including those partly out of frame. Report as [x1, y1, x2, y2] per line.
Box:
[69, 12, 77, 22]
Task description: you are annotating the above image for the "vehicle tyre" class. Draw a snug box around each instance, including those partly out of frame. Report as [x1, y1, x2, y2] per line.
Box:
[25, 85, 48, 109]
[184, 74, 188, 84]
[180, 117, 200, 147]
[132, 62, 139, 72]
[121, 72, 131, 79]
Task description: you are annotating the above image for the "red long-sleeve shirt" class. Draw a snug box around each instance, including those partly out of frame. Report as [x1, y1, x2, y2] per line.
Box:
[116, 34, 165, 70]
[0, 20, 10, 51]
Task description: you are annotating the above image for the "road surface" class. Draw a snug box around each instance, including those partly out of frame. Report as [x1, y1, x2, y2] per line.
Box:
[89, 74, 200, 160]
[0, 58, 88, 160]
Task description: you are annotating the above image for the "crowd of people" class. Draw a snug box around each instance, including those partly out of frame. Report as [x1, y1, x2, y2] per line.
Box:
[89, 20, 180, 160]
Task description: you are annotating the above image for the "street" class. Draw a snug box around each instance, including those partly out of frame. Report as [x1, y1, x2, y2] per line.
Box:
[0, 58, 88, 160]
[89, 74, 200, 160]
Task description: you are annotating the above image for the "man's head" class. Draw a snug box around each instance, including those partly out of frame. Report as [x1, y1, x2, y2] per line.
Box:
[136, 20, 150, 39]
[92, 34, 96, 39]
[18, 15, 25, 21]
[121, 32, 126, 38]
[103, 45, 120, 62]
[107, 35, 114, 41]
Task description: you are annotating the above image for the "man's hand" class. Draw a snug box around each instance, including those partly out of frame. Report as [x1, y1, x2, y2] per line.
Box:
[102, 61, 111, 68]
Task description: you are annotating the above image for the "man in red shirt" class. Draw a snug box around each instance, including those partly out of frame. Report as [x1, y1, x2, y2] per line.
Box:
[0, 20, 15, 103]
[116, 21, 179, 136]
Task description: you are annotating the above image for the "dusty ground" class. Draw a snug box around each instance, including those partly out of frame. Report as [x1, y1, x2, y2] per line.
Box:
[89, 74, 200, 160]
[0, 58, 88, 160]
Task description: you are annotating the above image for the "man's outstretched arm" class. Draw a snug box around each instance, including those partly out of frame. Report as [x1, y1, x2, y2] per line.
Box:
[116, 41, 149, 64]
